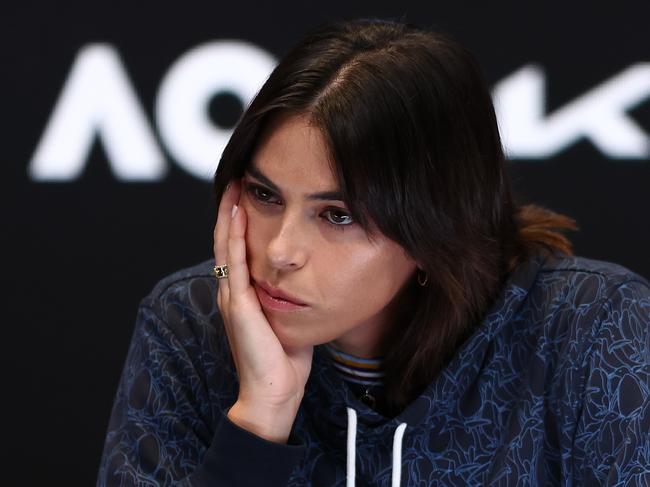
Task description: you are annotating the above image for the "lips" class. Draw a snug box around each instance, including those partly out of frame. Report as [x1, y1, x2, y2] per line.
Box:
[253, 279, 308, 306]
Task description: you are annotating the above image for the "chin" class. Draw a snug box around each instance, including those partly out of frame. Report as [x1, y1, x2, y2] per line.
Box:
[267, 316, 315, 349]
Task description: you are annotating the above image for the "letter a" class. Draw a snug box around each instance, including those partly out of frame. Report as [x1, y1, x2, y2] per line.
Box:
[29, 44, 166, 181]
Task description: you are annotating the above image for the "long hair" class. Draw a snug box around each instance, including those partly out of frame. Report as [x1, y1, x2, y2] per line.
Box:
[213, 18, 578, 413]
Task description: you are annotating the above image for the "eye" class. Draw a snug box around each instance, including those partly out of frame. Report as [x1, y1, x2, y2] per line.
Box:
[245, 183, 280, 205]
[322, 208, 354, 227]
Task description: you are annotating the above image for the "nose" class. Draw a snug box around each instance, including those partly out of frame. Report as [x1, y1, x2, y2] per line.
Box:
[265, 210, 308, 272]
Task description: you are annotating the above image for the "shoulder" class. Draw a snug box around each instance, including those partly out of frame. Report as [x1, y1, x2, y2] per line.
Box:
[530, 254, 650, 389]
[531, 253, 650, 313]
[139, 258, 219, 326]
[539, 253, 649, 289]
[143, 258, 217, 304]
[511, 253, 650, 379]
[132, 258, 230, 363]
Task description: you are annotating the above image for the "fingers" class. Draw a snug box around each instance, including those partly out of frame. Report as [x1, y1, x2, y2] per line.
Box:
[214, 179, 242, 368]
[227, 200, 251, 298]
[214, 180, 242, 298]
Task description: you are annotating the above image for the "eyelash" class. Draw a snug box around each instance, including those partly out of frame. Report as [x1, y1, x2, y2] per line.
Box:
[244, 182, 354, 230]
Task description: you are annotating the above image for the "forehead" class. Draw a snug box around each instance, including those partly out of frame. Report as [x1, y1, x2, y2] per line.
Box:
[250, 113, 339, 190]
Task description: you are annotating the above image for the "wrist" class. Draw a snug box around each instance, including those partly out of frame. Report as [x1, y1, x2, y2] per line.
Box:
[227, 399, 299, 444]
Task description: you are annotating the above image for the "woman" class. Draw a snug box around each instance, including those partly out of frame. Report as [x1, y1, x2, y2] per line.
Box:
[97, 19, 650, 486]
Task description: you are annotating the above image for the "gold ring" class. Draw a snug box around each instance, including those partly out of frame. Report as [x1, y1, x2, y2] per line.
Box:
[213, 264, 229, 279]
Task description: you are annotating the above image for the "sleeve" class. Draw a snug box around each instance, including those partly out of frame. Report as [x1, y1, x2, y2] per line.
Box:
[96, 304, 305, 487]
[572, 279, 650, 486]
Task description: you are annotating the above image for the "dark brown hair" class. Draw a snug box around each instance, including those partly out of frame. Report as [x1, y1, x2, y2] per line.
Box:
[213, 18, 578, 413]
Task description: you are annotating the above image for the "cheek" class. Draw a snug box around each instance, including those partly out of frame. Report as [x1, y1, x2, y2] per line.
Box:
[327, 245, 415, 305]
[322, 252, 398, 306]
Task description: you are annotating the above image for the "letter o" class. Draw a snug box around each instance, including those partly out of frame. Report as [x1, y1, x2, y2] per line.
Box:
[155, 41, 276, 180]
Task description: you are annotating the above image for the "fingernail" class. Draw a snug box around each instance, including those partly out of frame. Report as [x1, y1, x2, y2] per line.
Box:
[226, 182, 232, 191]
[231, 204, 238, 219]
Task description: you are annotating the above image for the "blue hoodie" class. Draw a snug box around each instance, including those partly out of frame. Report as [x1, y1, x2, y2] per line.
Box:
[97, 251, 650, 486]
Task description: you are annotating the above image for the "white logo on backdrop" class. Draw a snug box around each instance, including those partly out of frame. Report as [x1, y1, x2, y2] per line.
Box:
[29, 41, 276, 182]
[29, 43, 650, 182]
[156, 42, 276, 179]
[494, 64, 650, 159]
[29, 45, 167, 180]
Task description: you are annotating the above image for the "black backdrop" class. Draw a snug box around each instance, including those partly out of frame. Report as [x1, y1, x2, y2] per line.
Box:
[5, 1, 650, 484]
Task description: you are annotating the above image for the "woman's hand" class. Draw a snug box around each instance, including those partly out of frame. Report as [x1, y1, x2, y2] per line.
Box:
[213, 179, 313, 443]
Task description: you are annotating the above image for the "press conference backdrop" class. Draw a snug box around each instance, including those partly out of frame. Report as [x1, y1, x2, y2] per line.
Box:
[5, 1, 650, 484]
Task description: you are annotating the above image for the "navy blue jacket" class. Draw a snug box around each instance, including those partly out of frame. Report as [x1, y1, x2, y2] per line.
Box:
[97, 251, 650, 486]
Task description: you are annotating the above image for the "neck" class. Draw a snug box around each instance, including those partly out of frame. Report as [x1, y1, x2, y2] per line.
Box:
[325, 341, 384, 362]
[327, 339, 383, 360]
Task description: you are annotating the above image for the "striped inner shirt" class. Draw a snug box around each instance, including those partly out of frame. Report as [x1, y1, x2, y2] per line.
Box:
[323, 343, 384, 387]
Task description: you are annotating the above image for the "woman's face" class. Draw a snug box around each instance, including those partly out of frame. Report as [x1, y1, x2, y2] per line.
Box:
[241, 114, 417, 358]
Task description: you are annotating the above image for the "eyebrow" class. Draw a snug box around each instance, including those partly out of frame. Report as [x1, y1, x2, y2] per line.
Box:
[245, 163, 345, 201]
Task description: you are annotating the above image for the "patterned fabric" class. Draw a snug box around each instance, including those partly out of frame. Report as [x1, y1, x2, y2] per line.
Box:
[96, 251, 650, 486]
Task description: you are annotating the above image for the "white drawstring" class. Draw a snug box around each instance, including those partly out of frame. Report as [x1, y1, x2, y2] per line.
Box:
[346, 407, 357, 487]
[391, 423, 407, 486]
[345, 407, 408, 487]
